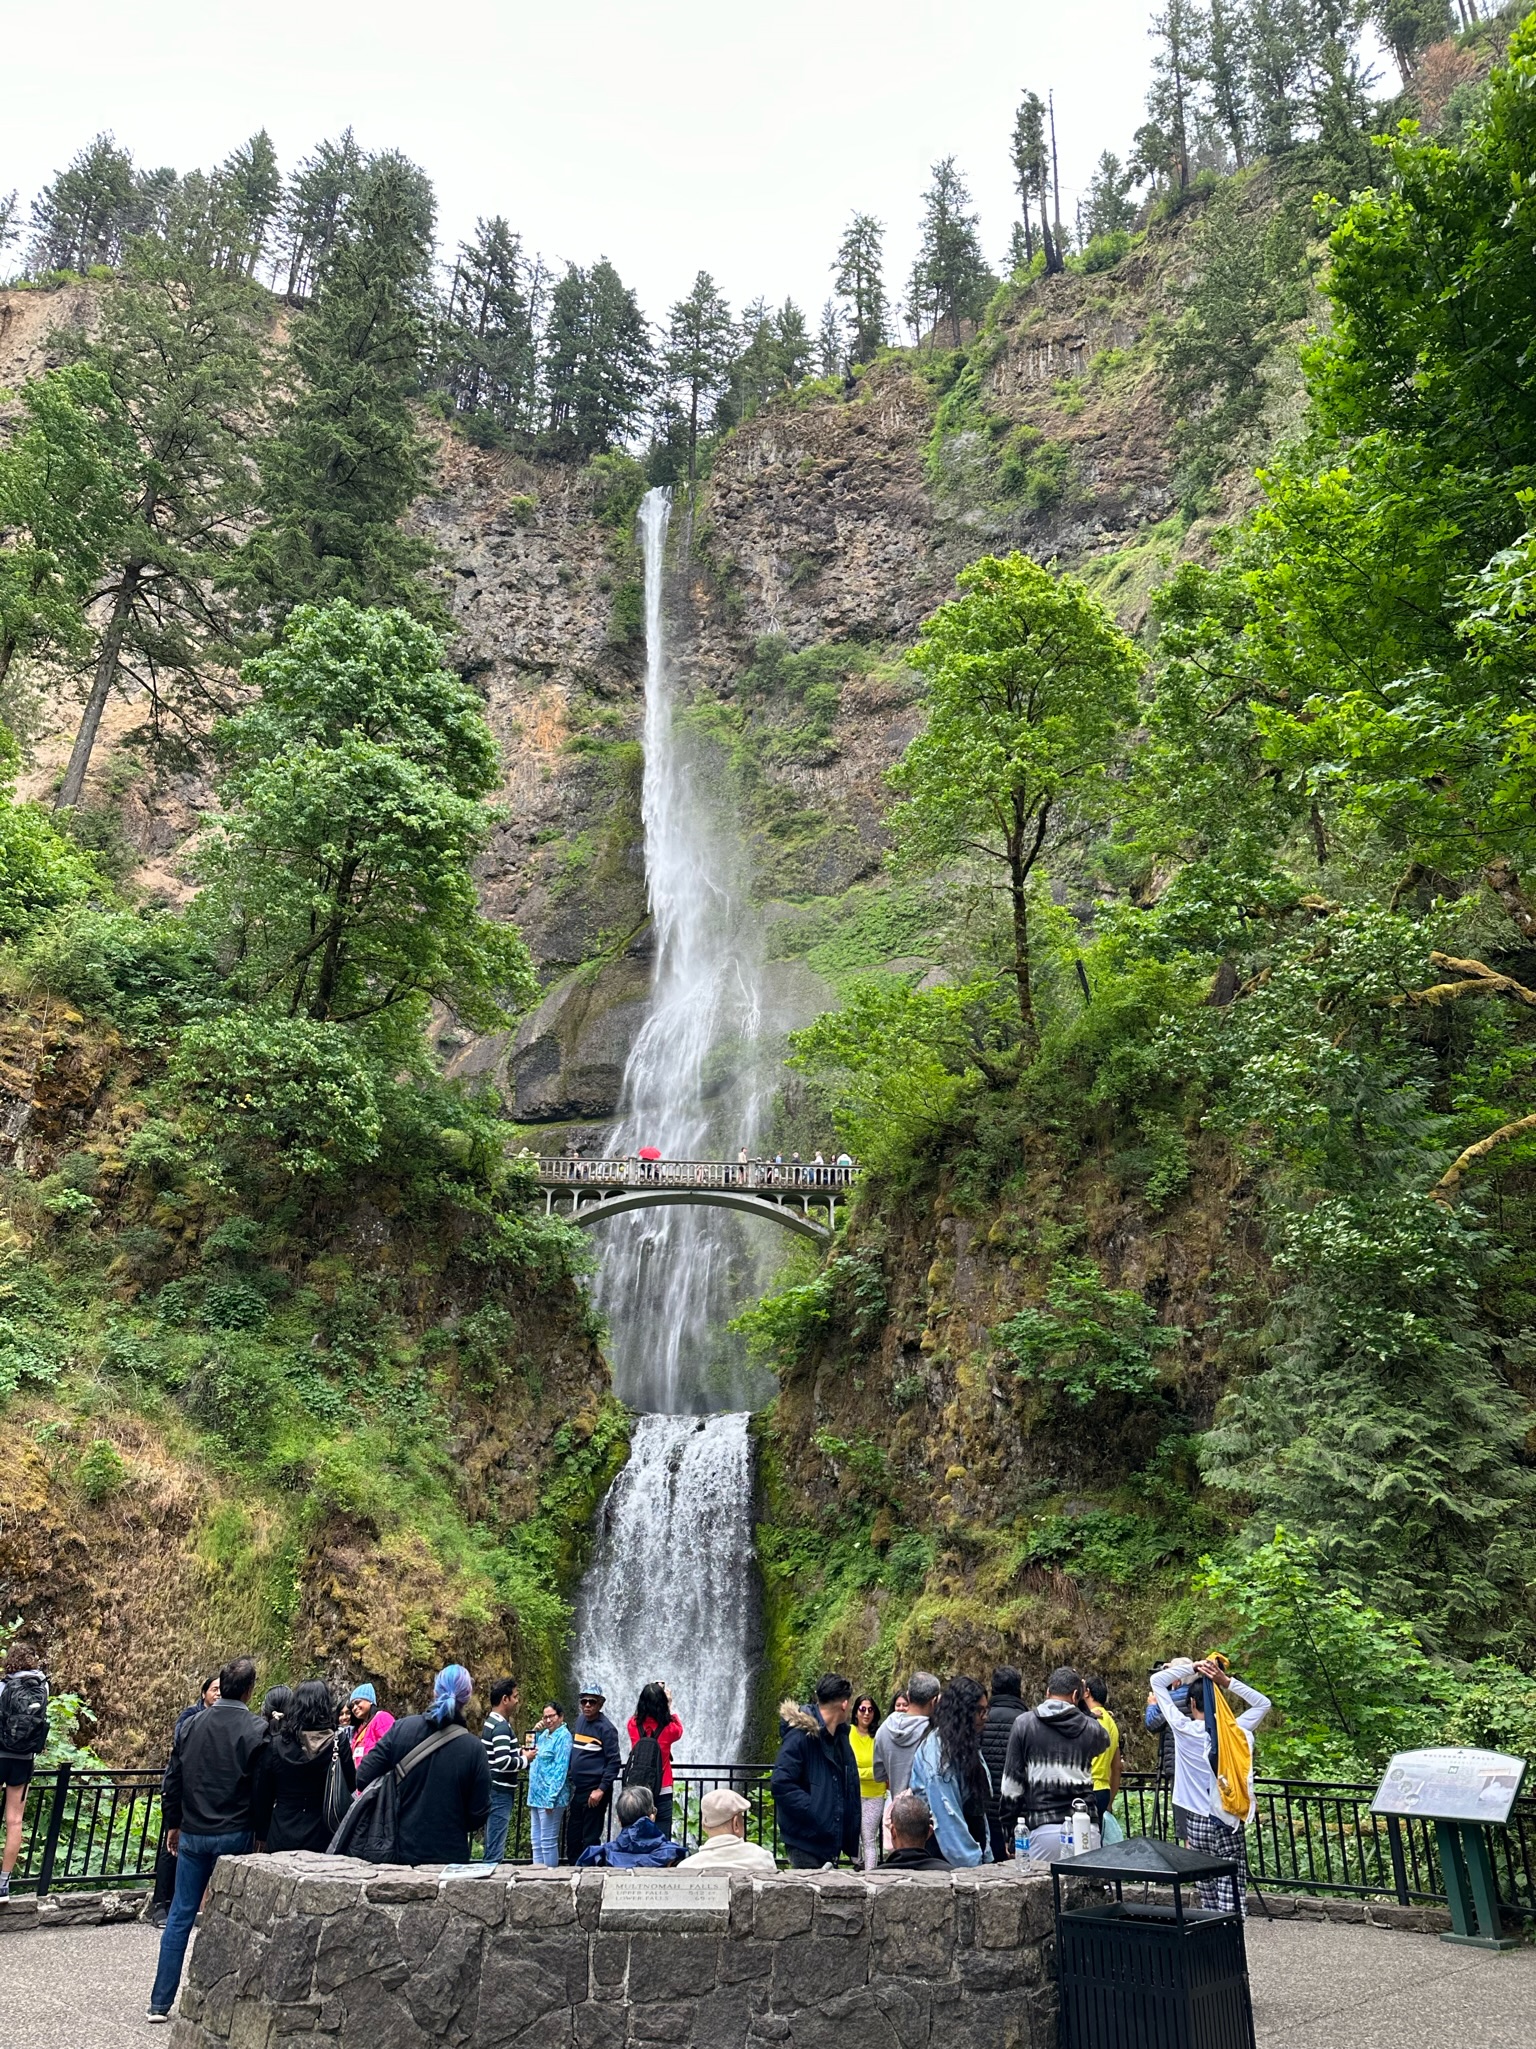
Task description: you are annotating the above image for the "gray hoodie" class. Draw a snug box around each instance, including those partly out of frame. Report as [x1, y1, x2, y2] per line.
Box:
[872, 1710, 933, 1797]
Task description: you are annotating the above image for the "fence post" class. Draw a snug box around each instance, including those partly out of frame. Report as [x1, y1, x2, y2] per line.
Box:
[1384, 1815, 1411, 1906]
[36, 1763, 72, 1898]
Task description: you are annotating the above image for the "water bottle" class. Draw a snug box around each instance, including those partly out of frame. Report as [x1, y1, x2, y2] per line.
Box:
[1013, 1817, 1030, 1867]
[1069, 1799, 1091, 1857]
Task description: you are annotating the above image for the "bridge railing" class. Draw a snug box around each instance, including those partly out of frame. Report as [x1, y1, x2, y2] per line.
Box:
[533, 1156, 855, 1195]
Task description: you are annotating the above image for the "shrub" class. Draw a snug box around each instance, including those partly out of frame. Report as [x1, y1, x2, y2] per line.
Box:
[167, 1014, 382, 1184]
[994, 1259, 1183, 1405]
[22, 905, 220, 1034]
[77, 1438, 127, 1502]
[0, 799, 98, 944]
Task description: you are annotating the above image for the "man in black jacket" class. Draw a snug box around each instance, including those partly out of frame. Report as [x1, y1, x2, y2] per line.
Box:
[148, 1657, 268, 2023]
[355, 1665, 491, 1865]
[770, 1674, 861, 1868]
[979, 1664, 1025, 1862]
[563, 1687, 621, 1864]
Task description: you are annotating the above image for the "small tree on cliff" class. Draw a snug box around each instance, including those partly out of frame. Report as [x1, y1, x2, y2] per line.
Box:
[888, 554, 1142, 1042]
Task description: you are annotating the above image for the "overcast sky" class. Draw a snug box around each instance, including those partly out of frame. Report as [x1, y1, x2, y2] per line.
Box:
[4, 0, 1180, 324]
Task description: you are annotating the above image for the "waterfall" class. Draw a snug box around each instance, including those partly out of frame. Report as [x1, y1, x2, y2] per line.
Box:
[570, 486, 776, 1763]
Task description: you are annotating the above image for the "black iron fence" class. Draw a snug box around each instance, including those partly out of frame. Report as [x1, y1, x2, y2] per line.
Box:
[11, 1758, 1536, 1917]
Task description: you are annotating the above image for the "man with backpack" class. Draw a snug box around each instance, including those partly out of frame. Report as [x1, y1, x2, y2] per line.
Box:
[563, 1687, 621, 1864]
[352, 1664, 491, 1865]
[148, 1656, 269, 2023]
[0, 1641, 51, 1900]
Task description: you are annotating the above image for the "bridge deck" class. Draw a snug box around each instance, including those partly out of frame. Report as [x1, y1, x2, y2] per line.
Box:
[531, 1155, 853, 1197]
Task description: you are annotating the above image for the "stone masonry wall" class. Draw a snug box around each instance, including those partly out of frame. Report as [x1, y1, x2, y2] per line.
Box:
[168, 1854, 1061, 2049]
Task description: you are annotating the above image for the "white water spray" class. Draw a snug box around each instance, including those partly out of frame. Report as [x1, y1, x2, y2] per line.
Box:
[571, 487, 778, 1762]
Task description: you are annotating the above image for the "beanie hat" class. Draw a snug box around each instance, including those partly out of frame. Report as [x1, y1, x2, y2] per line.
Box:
[348, 1683, 377, 1705]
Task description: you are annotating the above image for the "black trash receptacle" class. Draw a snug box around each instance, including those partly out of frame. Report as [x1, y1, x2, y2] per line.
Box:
[1052, 1837, 1256, 2049]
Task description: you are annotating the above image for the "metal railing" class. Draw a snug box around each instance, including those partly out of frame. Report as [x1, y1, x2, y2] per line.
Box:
[13, 1760, 1534, 1914]
[1117, 1772, 1536, 1917]
[533, 1156, 855, 1194]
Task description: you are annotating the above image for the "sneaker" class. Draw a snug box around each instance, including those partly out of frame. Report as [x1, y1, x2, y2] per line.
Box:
[0, 1874, 10, 1900]
[145, 1903, 168, 1928]
[146, 2009, 172, 2025]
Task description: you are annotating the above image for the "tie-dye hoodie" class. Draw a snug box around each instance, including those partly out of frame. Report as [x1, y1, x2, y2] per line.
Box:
[999, 1697, 1110, 1830]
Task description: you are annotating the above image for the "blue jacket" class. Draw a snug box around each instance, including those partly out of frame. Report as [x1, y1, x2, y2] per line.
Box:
[770, 1699, 860, 1865]
[576, 1816, 686, 1868]
[528, 1724, 573, 1809]
[909, 1728, 991, 1867]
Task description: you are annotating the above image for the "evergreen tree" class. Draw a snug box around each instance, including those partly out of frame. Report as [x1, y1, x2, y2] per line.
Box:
[278, 130, 365, 301]
[909, 158, 992, 345]
[52, 238, 266, 807]
[28, 133, 137, 273]
[1200, 0, 1254, 166]
[832, 213, 888, 366]
[543, 257, 654, 458]
[215, 131, 282, 279]
[816, 298, 844, 379]
[0, 192, 20, 272]
[243, 151, 442, 626]
[1376, 0, 1454, 73]
[663, 272, 735, 482]
[1139, 0, 1198, 193]
[1083, 153, 1139, 239]
[435, 217, 543, 439]
[1010, 101, 1057, 277]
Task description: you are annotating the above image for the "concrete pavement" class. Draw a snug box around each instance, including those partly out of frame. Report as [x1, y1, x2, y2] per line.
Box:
[0, 1918, 163, 2044]
[1247, 1916, 1535, 2047]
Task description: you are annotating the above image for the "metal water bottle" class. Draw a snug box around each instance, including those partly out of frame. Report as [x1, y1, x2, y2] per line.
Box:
[1069, 1799, 1091, 1856]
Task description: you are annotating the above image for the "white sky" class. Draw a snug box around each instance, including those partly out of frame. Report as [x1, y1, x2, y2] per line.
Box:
[6, 0, 1167, 325]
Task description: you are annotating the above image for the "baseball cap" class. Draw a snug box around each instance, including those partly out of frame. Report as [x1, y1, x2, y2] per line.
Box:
[700, 1789, 750, 1830]
[578, 1685, 605, 1701]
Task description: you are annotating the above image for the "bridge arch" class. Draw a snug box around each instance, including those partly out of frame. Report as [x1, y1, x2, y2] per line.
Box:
[559, 1186, 831, 1243]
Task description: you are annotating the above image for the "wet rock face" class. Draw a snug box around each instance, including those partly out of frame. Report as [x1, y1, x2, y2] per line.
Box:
[172, 1854, 1063, 2049]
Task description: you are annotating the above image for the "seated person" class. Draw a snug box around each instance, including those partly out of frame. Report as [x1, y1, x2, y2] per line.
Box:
[575, 1785, 685, 1868]
[686, 1788, 777, 1874]
[883, 1791, 950, 1872]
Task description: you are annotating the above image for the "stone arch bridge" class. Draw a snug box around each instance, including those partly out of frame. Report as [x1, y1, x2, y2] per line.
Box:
[531, 1155, 852, 1243]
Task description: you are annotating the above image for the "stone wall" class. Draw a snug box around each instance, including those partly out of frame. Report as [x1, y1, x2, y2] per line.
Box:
[168, 1854, 1061, 2049]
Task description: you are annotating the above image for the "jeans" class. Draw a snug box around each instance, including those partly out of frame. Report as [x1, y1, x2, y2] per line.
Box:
[483, 1785, 516, 1863]
[530, 1808, 562, 1866]
[150, 1830, 252, 2015]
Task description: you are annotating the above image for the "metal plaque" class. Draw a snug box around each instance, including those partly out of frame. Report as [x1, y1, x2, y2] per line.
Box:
[1371, 1747, 1527, 1826]
[598, 1871, 731, 1928]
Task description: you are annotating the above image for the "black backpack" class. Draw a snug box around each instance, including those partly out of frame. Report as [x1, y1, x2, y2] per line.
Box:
[622, 1729, 665, 1801]
[327, 1723, 470, 1863]
[0, 1670, 49, 1755]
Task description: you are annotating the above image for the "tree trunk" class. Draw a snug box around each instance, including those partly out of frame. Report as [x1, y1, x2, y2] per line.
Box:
[1485, 859, 1536, 941]
[56, 562, 141, 810]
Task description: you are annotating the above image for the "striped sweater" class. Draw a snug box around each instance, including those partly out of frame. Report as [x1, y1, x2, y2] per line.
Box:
[999, 1698, 1109, 1830]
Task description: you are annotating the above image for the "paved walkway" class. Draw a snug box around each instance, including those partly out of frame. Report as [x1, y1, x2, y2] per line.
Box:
[0, 1912, 1532, 2046]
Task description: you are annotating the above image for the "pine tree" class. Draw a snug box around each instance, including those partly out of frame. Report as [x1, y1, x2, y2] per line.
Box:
[0, 192, 20, 273]
[215, 131, 282, 279]
[1200, 0, 1253, 166]
[435, 217, 543, 439]
[278, 131, 365, 301]
[243, 151, 442, 625]
[1141, 0, 1198, 193]
[28, 134, 137, 273]
[1010, 100, 1057, 277]
[1376, 0, 1454, 73]
[663, 272, 735, 482]
[909, 158, 992, 345]
[543, 258, 654, 458]
[51, 237, 266, 807]
[1083, 153, 1139, 239]
[816, 299, 844, 379]
[832, 213, 888, 366]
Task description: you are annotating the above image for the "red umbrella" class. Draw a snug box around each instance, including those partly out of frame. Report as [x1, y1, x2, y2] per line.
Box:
[637, 1146, 662, 1161]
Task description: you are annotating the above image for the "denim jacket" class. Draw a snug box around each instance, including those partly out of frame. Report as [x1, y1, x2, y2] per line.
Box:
[909, 1729, 992, 1867]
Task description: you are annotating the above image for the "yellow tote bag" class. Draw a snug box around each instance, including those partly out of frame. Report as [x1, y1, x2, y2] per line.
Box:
[1210, 1683, 1255, 1824]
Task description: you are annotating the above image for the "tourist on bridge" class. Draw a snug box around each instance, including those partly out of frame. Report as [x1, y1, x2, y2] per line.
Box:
[253, 1679, 354, 1854]
[979, 1665, 1026, 1863]
[626, 1682, 683, 1837]
[525, 1701, 573, 1866]
[999, 1667, 1109, 1853]
[344, 1682, 395, 1766]
[1149, 1653, 1270, 1915]
[873, 1670, 938, 1849]
[575, 1785, 685, 1868]
[564, 1686, 622, 1863]
[770, 1674, 861, 1869]
[480, 1677, 522, 1862]
[883, 1792, 951, 1871]
[0, 1641, 50, 1903]
[910, 1676, 993, 1866]
[147, 1656, 268, 2023]
[354, 1664, 490, 1867]
[848, 1694, 884, 1871]
[685, 1787, 777, 1874]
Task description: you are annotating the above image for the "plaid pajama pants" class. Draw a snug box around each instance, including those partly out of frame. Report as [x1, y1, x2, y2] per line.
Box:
[1185, 1808, 1248, 1915]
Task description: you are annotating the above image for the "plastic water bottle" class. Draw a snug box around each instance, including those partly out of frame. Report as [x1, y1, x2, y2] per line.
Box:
[1069, 1799, 1091, 1857]
[1013, 1817, 1030, 1867]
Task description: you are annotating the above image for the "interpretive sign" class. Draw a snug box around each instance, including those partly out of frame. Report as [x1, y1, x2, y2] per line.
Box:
[599, 1870, 731, 1930]
[1371, 1748, 1527, 1826]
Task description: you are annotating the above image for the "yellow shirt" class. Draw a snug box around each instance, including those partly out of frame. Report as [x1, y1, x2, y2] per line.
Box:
[1090, 1705, 1120, 1792]
[849, 1725, 881, 1801]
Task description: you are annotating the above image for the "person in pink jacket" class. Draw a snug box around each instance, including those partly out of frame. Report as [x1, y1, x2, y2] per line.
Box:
[345, 1684, 395, 1767]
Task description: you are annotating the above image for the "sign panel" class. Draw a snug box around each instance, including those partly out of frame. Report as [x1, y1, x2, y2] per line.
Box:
[1371, 1748, 1527, 1826]
[598, 1871, 730, 1927]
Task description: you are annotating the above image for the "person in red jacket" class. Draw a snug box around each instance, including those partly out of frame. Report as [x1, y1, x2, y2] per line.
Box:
[627, 1682, 683, 1837]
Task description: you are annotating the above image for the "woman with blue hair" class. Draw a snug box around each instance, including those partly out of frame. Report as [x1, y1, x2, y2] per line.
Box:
[355, 1664, 492, 1865]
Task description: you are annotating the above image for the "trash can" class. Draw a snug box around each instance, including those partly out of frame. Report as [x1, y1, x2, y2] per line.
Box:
[1052, 1836, 1257, 2049]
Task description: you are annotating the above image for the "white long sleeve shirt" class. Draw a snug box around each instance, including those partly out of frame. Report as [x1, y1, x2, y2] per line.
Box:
[1150, 1668, 1271, 1821]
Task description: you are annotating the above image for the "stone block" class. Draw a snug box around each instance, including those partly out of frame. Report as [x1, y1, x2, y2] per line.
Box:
[507, 1877, 580, 1928]
[811, 1885, 869, 1939]
[627, 1931, 719, 2000]
[404, 1913, 485, 2036]
[294, 1877, 366, 1918]
[366, 1873, 442, 1905]
[314, 1906, 404, 1994]
[716, 1940, 773, 1987]
[270, 2004, 323, 2034]
[191, 1907, 264, 1996]
[691, 1984, 758, 2049]
[783, 1985, 901, 2049]
[769, 1930, 869, 2006]
[575, 2001, 629, 2049]
[441, 1876, 509, 1927]
[478, 1930, 590, 2042]
[628, 2002, 695, 2042]
[261, 1917, 322, 2005]
[397, 1902, 451, 1968]
[869, 1883, 954, 1978]
[576, 1871, 606, 1931]
[726, 1881, 755, 1938]
[228, 1998, 276, 2049]
[591, 1932, 631, 1992]
[334, 1968, 430, 2049]
[942, 1988, 1039, 2049]
[747, 1885, 813, 1942]
[956, 1944, 1037, 1993]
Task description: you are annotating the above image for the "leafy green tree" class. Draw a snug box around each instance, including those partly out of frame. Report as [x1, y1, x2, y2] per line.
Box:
[28, 133, 136, 273]
[888, 555, 1143, 1039]
[543, 258, 654, 458]
[832, 213, 888, 366]
[663, 272, 735, 482]
[1010, 100, 1056, 276]
[243, 151, 442, 625]
[197, 600, 535, 1038]
[52, 238, 266, 807]
[0, 724, 98, 944]
[909, 158, 993, 344]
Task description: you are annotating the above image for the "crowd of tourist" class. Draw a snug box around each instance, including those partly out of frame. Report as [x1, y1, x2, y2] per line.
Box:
[0, 1643, 1270, 2026]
